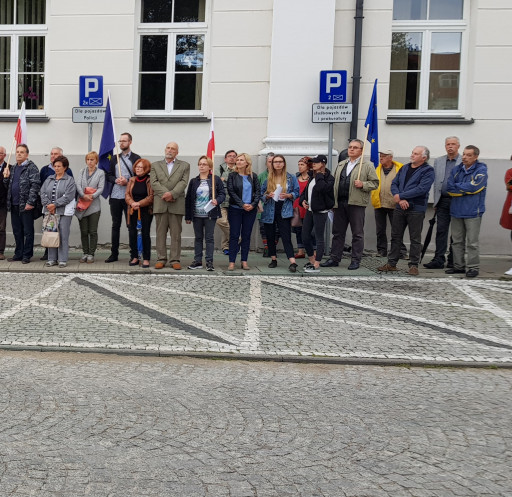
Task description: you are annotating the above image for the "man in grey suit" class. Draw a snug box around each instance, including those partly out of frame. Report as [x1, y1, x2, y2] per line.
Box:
[150, 142, 190, 270]
[423, 136, 462, 269]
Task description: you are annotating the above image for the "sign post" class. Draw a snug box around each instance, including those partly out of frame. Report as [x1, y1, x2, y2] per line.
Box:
[78, 76, 104, 152]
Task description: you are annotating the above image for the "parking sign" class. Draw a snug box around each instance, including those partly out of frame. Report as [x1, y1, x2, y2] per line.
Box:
[319, 71, 347, 103]
[79, 76, 103, 107]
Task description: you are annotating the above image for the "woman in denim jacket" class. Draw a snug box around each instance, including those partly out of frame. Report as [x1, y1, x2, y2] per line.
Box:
[261, 154, 300, 272]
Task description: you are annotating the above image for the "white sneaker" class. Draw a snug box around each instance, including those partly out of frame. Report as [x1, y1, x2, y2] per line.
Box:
[80, 255, 88, 263]
[45, 260, 57, 267]
[304, 266, 320, 273]
[59, 262, 67, 268]
[87, 255, 94, 263]
[504, 268, 512, 275]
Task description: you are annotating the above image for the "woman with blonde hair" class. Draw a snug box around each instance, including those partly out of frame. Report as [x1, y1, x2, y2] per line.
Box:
[227, 153, 261, 270]
[185, 155, 225, 271]
[76, 151, 105, 263]
[261, 154, 300, 272]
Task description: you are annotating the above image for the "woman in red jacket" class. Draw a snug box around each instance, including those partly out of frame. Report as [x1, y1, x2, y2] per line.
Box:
[500, 156, 512, 275]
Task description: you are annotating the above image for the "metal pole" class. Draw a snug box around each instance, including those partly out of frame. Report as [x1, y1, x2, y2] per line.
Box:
[324, 122, 334, 256]
[88, 123, 93, 152]
[350, 0, 364, 140]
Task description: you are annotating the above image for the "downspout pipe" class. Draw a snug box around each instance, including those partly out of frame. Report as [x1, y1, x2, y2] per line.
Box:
[349, 0, 364, 140]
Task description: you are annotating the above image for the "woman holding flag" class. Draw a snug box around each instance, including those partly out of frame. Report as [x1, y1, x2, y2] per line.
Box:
[125, 158, 154, 268]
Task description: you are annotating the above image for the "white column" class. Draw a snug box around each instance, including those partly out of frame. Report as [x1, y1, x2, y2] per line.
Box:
[261, 0, 337, 156]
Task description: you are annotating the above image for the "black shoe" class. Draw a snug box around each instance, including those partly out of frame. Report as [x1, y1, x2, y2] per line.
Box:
[466, 269, 479, 278]
[347, 261, 360, 270]
[288, 263, 298, 273]
[446, 262, 454, 269]
[423, 261, 444, 269]
[268, 259, 277, 268]
[7, 257, 22, 262]
[129, 260, 139, 267]
[105, 255, 118, 263]
[445, 268, 465, 274]
[22, 258, 30, 264]
[320, 258, 339, 267]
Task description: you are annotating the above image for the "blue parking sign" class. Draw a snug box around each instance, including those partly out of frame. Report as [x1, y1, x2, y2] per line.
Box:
[79, 76, 103, 107]
[319, 71, 347, 103]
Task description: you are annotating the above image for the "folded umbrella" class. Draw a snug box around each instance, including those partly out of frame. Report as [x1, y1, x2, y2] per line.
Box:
[420, 212, 437, 262]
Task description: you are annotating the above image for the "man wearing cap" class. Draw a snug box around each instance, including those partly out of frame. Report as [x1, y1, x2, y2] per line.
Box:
[371, 149, 407, 258]
[322, 139, 379, 270]
[423, 136, 462, 269]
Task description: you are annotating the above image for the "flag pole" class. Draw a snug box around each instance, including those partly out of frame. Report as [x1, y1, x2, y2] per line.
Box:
[357, 125, 370, 181]
[211, 151, 215, 200]
[3, 138, 16, 178]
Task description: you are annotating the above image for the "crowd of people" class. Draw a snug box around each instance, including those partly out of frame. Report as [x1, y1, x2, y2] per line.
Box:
[0, 134, 506, 276]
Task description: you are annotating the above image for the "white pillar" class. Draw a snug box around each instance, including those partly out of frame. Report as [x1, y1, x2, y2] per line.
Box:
[261, 0, 337, 157]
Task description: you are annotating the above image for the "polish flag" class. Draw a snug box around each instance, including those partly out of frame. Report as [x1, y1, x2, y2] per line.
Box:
[14, 102, 27, 145]
[206, 113, 215, 164]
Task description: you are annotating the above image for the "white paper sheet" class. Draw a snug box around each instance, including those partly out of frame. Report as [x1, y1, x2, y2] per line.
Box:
[273, 184, 282, 202]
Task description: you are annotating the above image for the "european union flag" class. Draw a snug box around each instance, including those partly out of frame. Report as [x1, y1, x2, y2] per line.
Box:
[364, 79, 379, 168]
[98, 95, 116, 198]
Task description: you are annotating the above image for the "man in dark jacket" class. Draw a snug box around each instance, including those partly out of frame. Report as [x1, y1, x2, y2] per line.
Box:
[378, 145, 434, 276]
[0, 145, 8, 259]
[445, 145, 487, 278]
[3, 144, 41, 263]
[104, 132, 141, 263]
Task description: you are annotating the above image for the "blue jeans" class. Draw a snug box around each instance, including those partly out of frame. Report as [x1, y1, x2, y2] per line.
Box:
[228, 207, 257, 263]
[193, 217, 216, 263]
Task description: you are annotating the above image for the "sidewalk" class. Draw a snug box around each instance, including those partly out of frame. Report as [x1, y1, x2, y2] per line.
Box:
[1, 246, 512, 279]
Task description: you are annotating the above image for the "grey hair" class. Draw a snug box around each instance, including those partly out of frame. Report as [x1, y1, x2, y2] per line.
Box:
[51, 147, 63, 154]
[445, 136, 460, 145]
[418, 145, 430, 161]
[349, 139, 364, 149]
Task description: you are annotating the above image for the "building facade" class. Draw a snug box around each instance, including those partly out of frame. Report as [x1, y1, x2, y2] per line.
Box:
[0, 0, 511, 253]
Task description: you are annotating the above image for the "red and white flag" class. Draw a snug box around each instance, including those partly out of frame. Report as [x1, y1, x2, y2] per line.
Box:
[14, 102, 27, 145]
[206, 113, 215, 163]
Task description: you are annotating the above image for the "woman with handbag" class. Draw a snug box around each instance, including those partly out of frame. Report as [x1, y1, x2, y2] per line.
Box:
[227, 153, 261, 271]
[292, 156, 312, 259]
[185, 155, 225, 271]
[261, 154, 300, 272]
[75, 151, 105, 263]
[40, 156, 77, 268]
[125, 158, 154, 268]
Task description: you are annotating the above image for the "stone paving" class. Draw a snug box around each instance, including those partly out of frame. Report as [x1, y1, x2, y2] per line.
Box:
[0, 351, 510, 497]
[0, 271, 511, 366]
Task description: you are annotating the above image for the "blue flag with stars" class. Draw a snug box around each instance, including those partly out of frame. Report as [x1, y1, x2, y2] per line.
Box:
[98, 95, 116, 198]
[364, 79, 379, 168]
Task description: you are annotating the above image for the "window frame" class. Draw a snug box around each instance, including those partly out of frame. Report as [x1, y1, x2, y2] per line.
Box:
[133, 1, 209, 117]
[388, 3, 469, 118]
[0, 16, 47, 116]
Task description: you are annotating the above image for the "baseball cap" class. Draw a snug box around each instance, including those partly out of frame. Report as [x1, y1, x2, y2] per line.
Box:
[310, 155, 327, 164]
[379, 149, 393, 156]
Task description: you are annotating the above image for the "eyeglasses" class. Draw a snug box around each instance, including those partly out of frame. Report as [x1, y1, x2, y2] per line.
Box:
[273, 160, 284, 163]
[348, 146, 362, 149]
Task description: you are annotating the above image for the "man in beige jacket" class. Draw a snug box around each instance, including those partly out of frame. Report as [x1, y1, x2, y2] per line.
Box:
[321, 139, 378, 270]
[150, 142, 190, 270]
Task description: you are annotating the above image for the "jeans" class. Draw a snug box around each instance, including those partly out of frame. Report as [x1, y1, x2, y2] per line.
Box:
[48, 215, 72, 263]
[264, 202, 294, 260]
[109, 197, 127, 257]
[302, 211, 328, 262]
[78, 211, 101, 256]
[128, 207, 153, 261]
[374, 207, 407, 257]
[11, 206, 35, 260]
[193, 217, 216, 262]
[228, 207, 257, 263]
[388, 208, 425, 267]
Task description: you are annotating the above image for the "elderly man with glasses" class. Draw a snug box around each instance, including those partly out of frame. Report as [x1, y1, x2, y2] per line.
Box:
[322, 139, 379, 270]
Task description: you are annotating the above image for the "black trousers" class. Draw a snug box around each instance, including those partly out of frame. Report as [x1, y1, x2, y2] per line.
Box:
[375, 207, 407, 257]
[302, 210, 328, 262]
[11, 206, 35, 260]
[433, 196, 453, 265]
[264, 202, 294, 259]
[388, 208, 425, 267]
[109, 198, 128, 257]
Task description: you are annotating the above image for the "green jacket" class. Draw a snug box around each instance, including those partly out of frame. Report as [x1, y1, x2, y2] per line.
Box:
[333, 158, 379, 208]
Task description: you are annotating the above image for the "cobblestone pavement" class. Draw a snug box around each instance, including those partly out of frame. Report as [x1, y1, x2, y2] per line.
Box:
[0, 273, 511, 366]
[0, 351, 510, 497]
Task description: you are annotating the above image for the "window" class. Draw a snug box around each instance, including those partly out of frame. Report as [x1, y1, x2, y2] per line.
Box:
[136, 0, 207, 115]
[0, 0, 46, 113]
[389, 0, 466, 115]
